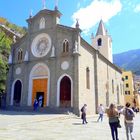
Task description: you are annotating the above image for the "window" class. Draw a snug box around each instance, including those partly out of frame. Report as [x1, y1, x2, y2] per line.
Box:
[126, 83, 129, 88]
[125, 91, 130, 95]
[86, 67, 90, 89]
[112, 80, 114, 93]
[63, 39, 69, 53]
[39, 17, 45, 29]
[97, 38, 102, 46]
[125, 76, 128, 80]
[17, 49, 23, 62]
[125, 91, 127, 95]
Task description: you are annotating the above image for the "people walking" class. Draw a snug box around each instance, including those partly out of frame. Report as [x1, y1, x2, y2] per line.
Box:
[97, 104, 105, 122]
[33, 98, 38, 111]
[38, 95, 43, 107]
[106, 103, 119, 140]
[122, 102, 135, 140]
[81, 104, 88, 124]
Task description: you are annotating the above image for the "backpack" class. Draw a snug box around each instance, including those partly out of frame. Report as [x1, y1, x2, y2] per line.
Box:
[81, 107, 84, 112]
[125, 108, 134, 121]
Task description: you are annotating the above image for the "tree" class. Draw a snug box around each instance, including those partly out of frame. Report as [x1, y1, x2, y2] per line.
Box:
[0, 17, 26, 92]
[0, 31, 12, 92]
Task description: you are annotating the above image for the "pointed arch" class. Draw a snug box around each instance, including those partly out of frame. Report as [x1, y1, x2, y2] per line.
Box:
[11, 79, 22, 105]
[39, 17, 45, 29]
[17, 48, 23, 62]
[62, 39, 69, 53]
[28, 63, 50, 106]
[57, 74, 73, 107]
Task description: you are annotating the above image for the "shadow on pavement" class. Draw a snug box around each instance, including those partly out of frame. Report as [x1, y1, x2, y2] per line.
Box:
[0, 109, 67, 116]
[72, 123, 83, 125]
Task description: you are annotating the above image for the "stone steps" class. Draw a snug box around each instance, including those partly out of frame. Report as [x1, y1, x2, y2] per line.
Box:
[4, 106, 74, 115]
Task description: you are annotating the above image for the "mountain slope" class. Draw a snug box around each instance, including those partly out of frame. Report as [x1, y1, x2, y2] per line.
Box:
[113, 49, 140, 75]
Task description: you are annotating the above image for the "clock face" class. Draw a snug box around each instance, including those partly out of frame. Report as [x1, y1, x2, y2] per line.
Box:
[31, 33, 51, 57]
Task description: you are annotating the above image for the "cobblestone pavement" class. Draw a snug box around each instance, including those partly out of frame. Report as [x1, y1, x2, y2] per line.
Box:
[0, 111, 139, 140]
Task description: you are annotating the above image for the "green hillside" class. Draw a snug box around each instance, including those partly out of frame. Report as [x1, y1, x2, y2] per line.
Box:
[0, 17, 26, 92]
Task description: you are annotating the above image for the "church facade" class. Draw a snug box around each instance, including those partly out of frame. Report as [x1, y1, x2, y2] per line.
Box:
[6, 7, 124, 115]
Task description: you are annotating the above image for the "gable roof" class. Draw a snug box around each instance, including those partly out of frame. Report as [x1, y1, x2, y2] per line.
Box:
[26, 9, 62, 23]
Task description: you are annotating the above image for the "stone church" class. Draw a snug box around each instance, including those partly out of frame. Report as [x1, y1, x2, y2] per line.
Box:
[6, 6, 124, 115]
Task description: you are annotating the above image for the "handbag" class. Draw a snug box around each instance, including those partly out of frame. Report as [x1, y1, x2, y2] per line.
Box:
[116, 117, 121, 128]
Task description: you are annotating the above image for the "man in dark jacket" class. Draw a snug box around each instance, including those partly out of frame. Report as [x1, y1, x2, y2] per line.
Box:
[81, 104, 88, 124]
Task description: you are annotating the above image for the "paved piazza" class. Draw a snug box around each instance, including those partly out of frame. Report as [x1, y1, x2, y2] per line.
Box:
[0, 111, 139, 140]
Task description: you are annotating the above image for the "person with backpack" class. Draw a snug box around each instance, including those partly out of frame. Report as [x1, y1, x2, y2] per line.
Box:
[81, 104, 88, 124]
[122, 102, 135, 140]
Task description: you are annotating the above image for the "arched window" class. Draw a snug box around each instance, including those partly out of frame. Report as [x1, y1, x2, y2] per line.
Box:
[63, 39, 69, 53]
[97, 38, 102, 46]
[112, 80, 114, 94]
[17, 49, 23, 62]
[86, 67, 90, 89]
[39, 17, 45, 29]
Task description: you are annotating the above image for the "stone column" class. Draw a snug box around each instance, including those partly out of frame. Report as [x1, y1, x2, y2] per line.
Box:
[94, 51, 99, 113]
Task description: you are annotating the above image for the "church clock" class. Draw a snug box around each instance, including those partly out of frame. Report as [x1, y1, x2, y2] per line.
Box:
[31, 33, 51, 57]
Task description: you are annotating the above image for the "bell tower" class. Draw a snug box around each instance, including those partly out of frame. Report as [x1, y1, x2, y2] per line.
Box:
[92, 20, 113, 62]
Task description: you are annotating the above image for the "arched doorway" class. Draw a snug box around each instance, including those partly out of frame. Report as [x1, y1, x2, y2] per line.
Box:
[28, 63, 50, 107]
[13, 80, 22, 106]
[60, 76, 71, 107]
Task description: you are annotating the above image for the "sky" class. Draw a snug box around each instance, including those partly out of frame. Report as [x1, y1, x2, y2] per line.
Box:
[0, 0, 140, 54]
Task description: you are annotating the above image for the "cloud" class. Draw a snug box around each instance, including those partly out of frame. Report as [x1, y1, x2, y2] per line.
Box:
[72, 0, 122, 33]
[134, 4, 140, 13]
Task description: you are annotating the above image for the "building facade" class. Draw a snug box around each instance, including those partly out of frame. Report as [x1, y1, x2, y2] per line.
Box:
[6, 7, 124, 115]
[122, 71, 134, 106]
[133, 75, 140, 110]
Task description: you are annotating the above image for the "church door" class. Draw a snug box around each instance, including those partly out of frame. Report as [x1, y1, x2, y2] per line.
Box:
[60, 76, 71, 107]
[13, 80, 22, 106]
[32, 79, 47, 107]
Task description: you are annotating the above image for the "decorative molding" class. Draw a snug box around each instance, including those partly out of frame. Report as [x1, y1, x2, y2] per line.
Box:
[50, 46, 55, 57]
[24, 51, 29, 62]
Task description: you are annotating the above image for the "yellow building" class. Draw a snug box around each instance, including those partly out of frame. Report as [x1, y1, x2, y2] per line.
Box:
[133, 75, 140, 110]
[122, 71, 134, 107]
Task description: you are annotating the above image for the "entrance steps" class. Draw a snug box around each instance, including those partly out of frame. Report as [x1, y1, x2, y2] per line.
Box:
[4, 106, 74, 114]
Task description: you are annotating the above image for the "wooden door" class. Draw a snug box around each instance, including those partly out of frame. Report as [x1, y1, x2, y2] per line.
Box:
[60, 76, 71, 107]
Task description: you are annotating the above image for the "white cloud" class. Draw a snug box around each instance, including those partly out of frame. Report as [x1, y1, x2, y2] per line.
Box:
[72, 0, 122, 33]
[134, 4, 140, 13]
